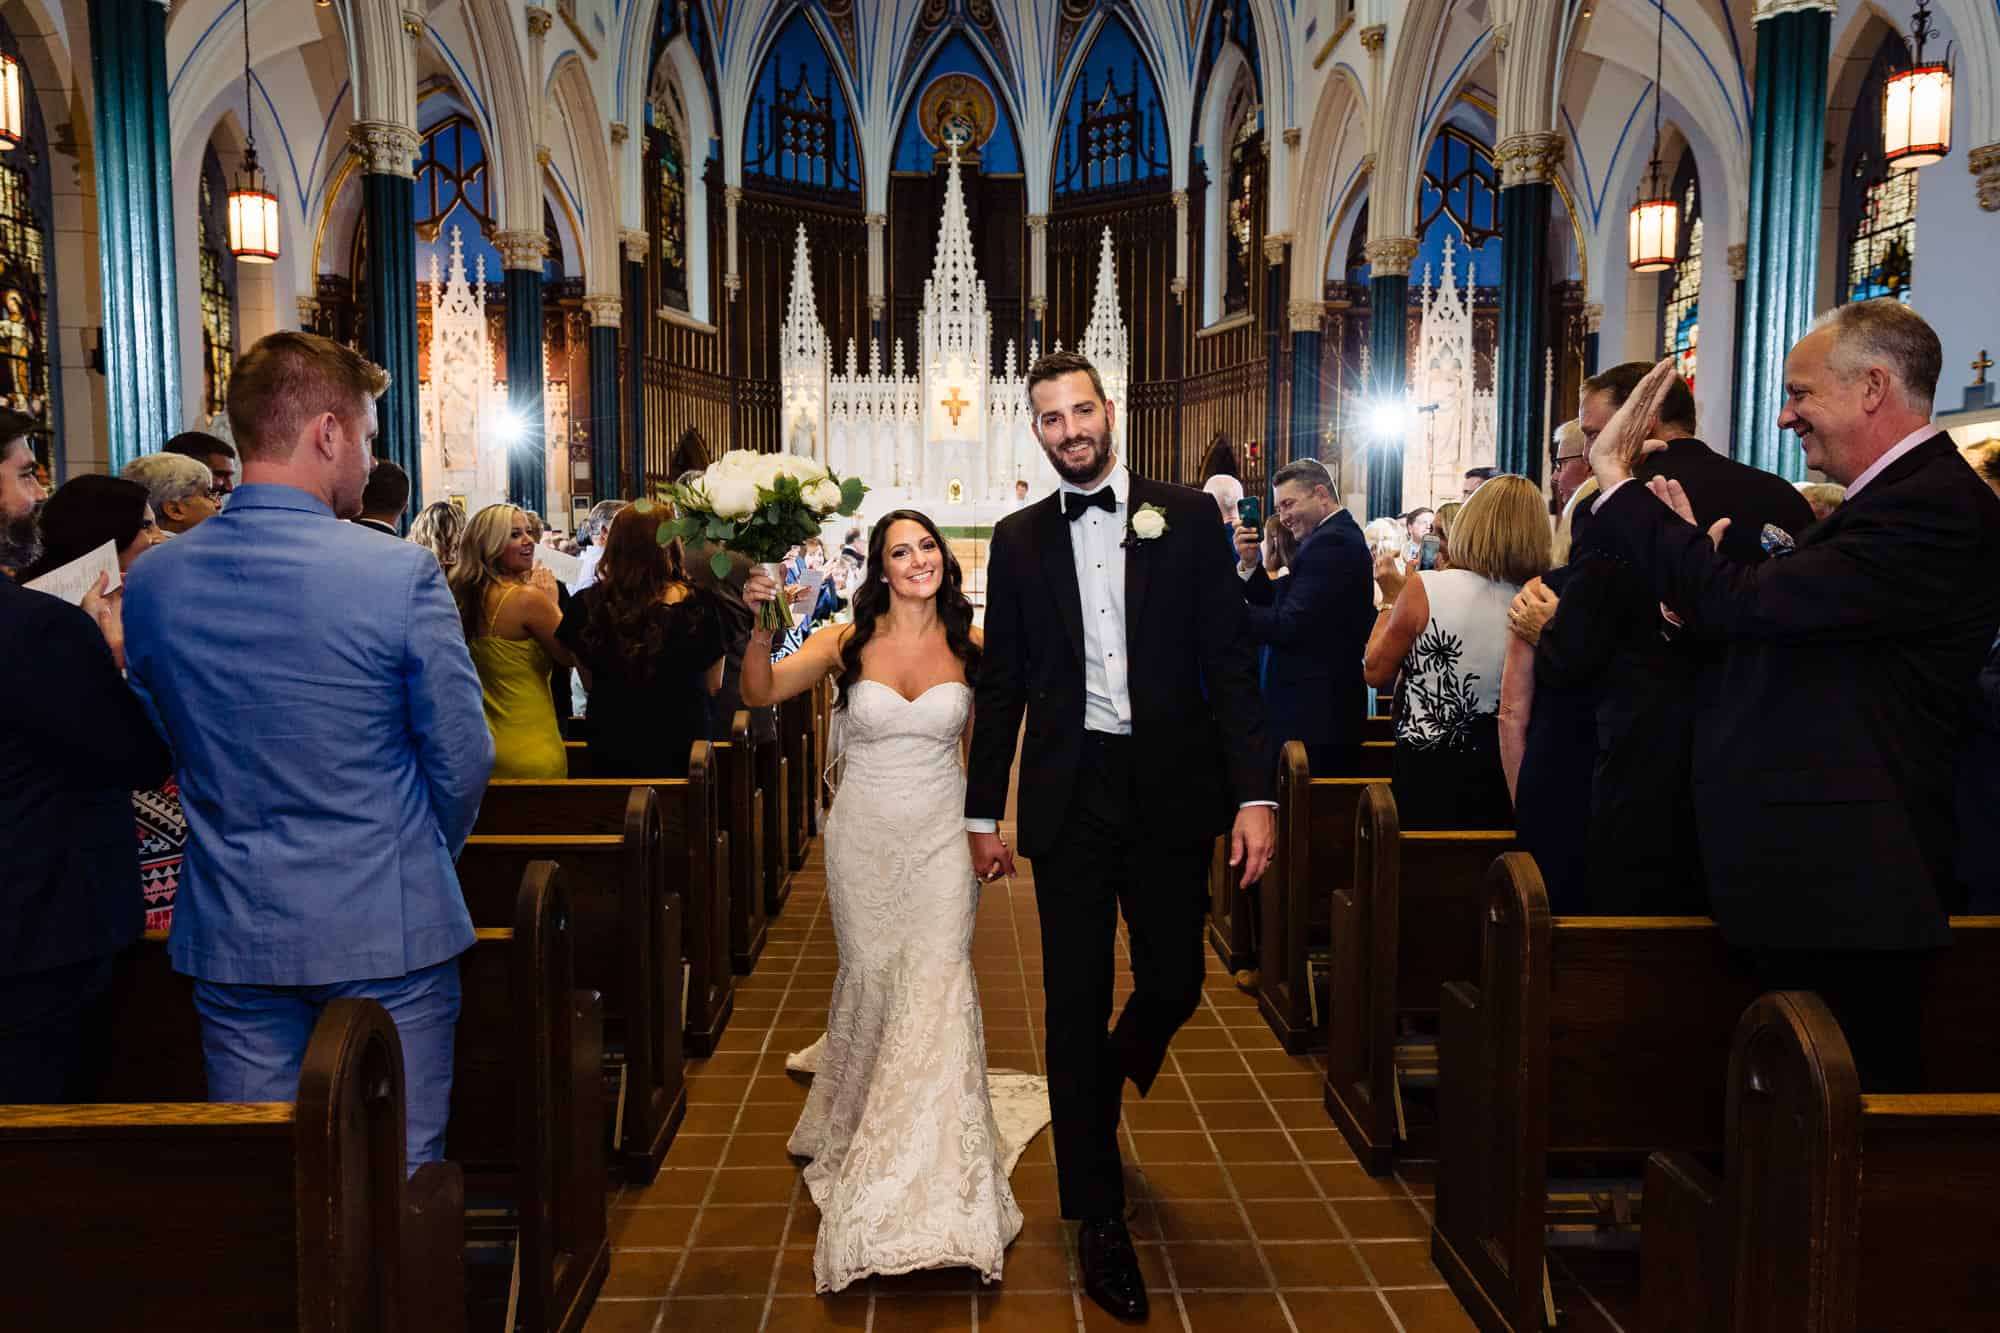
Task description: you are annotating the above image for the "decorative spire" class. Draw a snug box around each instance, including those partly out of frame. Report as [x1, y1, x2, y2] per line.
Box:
[921, 140, 989, 371]
[1080, 226, 1128, 384]
[780, 223, 826, 372]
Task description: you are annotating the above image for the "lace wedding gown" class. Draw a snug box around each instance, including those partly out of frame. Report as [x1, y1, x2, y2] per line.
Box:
[786, 679, 1047, 1293]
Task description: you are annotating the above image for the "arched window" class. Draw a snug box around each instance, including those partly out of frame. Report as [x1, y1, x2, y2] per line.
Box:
[1659, 149, 1701, 388]
[0, 17, 55, 459]
[1415, 127, 1501, 286]
[198, 144, 237, 419]
[743, 12, 860, 200]
[1222, 93, 1260, 316]
[1840, 37, 1918, 304]
[652, 100, 690, 312]
[404, 113, 506, 291]
[1054, 16, 1169, 200]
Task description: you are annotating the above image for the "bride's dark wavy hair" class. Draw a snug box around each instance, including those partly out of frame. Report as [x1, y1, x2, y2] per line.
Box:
[836, 508, 979, 710]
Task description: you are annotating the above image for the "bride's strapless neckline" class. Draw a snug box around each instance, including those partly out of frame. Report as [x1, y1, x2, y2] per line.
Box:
[851, 677, 971, 706]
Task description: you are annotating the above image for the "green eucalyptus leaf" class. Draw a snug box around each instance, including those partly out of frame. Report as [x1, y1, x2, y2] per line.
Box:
[710, 550, 733, 579]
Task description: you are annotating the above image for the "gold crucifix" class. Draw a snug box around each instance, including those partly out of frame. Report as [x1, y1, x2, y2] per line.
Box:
[941, 385, 971, 426]
[1973, 349, 1993, 387]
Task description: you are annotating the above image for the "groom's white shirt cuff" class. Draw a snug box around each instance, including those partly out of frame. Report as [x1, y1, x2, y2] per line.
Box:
[965, 817, 999, 833]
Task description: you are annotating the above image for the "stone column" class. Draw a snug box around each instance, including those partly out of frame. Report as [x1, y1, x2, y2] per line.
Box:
[1262, 234, 1291, 485]
[865, 212, 886, 347]
[1736, 0, 1834, 479]
[496, 228, 547, 511]
[1288, 300, 1324, 466]
[622, 229, 648, 496]
[1171, 190, 1189, 305]
[724, 185, 742, 302]
[1493, 131, 1563, 483]
[88, 0, 178, 464]
[350, 122, 423, 514]
[1364, 236, 1417, 519]
[584, 295, 621, 507]
[1026, 214, 1048, 346]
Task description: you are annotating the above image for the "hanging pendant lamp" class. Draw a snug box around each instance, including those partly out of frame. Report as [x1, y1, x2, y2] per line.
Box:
[227, 0, 279, 263]
[1628, 0, 1677, 272]
[0, 52, 22, 152]
[1884, 1, 1952, 169]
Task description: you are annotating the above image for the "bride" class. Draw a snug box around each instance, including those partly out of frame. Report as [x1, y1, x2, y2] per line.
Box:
[739, 509, 1037, 1294]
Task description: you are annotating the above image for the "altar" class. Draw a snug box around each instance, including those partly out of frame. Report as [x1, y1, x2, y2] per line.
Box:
[777, 143, 1130, 533]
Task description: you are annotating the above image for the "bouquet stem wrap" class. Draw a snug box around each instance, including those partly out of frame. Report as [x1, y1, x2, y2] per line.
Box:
[754, 561, 791, 633]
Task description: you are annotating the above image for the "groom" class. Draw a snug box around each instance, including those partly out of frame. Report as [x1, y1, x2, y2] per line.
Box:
[967, 350, 1276, 1321]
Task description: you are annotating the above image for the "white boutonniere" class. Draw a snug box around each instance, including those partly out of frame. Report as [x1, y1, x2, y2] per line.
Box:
[1128, 503, 1169, 541]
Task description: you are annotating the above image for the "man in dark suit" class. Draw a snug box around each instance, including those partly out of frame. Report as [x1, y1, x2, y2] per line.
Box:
[968, 351, 1274, 1322]
[1, 421, 175, 1101]
[349, 459, 409, 536]
[1231, 457, 1376, 775]
[1582, 301, 2000, 1089]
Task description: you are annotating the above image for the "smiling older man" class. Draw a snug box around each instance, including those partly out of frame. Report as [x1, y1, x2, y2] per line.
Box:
[1582, 299, 2000, 1091]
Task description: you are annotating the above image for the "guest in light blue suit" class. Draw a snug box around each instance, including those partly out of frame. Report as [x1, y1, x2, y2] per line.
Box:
[124, 332, 494, 1169]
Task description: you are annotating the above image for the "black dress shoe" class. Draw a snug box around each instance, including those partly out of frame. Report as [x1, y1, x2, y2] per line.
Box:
[1077, 1216, 1149, 1321]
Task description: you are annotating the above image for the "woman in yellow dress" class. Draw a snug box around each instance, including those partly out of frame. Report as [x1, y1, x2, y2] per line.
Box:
[449, 504, 574, 779]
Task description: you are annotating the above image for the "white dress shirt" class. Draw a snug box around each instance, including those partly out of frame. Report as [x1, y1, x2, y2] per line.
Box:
[1065, 463, 1135, 736]
[1840, 423, 1934, 499]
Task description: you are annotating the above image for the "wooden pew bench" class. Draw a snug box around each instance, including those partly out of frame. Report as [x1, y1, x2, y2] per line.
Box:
[1433, 855, 2000, 1333]
[1325, 783, 1513, 1173]
[462, 780, 696, 1176]
[714, 709, 769, 974]
[449, 861, 608, 1333]
[1, 998, 466, 1333]
[757, 723, 792, 915]
[1641, 990, 2000, 1333]
[1258, 742, 1384, 1053]
[780, 690, 815, 871]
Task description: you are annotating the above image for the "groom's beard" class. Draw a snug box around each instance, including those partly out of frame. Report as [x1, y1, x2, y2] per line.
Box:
[1041, 425, 1112, 486]
[0, 512, 40, 574]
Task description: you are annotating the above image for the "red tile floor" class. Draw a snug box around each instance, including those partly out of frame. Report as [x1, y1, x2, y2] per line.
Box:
[585, 835, 1634, 1332]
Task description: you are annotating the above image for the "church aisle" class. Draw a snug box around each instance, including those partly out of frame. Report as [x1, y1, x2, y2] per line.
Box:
[583, 835, 1614, 1333]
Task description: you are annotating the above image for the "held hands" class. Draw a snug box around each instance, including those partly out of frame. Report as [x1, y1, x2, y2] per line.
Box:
[1230, 805, 1276, 887]
[1587, 355, 1678, 488]
[1645, 476, 1732, 550]
[1507, 577, 1559, 645]
[80, 572, 126, 672]
[968, 831, 1015, 884]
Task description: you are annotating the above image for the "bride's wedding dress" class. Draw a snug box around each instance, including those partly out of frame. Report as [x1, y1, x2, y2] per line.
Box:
[785, 679, 1049, 1293]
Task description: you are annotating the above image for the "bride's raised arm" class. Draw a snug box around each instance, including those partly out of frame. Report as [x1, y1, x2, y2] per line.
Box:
[739, 566, 851, 706]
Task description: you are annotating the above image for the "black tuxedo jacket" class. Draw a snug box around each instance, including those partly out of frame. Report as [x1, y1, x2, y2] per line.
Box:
[967, 475, 1274, 859]
[1583, 433, 2000, 951]
[1635, 437, 1817, 564]
[1240, 509, 1376, 749]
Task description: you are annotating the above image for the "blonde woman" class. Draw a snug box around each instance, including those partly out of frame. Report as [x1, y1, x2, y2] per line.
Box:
[1365, 474, 1549, 828]
[448, 504, 575, 779]
[409, 500, 465, 570]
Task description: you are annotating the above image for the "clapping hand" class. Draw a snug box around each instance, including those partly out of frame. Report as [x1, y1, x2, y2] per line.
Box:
[1645, 476, 1732, 550]
[527, 564, 560, 597]
[80, 571, 126, 672]
[1372, 548, 1407, 603]
[1588, 355, 1678, 488]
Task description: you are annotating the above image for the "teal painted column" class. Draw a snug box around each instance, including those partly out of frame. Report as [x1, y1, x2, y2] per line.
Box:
[1288, 321, 1322, 466]
[1261, 237, 1288, 486]
[499, 231, 546, 513]
[88, 0, 178, 465]
[1364, 237, 1416, 520]
[1736, 4, 1831, 479]
[353, 126, 422, 516]
[1495, 143, 1559, 484]
[586, 300, 621, 505]
[622, 234, 647, 497]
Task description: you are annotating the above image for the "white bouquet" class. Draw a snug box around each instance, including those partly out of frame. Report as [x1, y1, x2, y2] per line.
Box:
[651, 450, 868, 631]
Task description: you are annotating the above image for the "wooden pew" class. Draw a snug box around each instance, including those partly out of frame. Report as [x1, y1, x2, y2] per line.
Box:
[714, 709, 769, 974]
[757, 724, 792, 914]
[450, 860, 608, 1333]
[1207, 838, 1254, 974]
[1365, 714, 1394, 743]
[1258, 742, 1382, 1053]
[1356, 739, 1396, 777]
[1643, 987, 2000, 1332]
[461, 783, 690, 1176]
[1, 998, 467, 1333]
[780, 691, 814, 871]
[1324, 783, 1513, 1174]
[563, 739, 591, 777]
[1433, 856, 2000, 1333]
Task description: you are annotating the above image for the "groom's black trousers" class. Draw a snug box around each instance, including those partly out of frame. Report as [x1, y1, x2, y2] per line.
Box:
[1029, 732, 1211, 1220]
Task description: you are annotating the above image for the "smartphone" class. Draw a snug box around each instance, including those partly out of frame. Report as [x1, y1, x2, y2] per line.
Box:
[1419, 534, 1441, 571]
[1237, 497, 1262, 528]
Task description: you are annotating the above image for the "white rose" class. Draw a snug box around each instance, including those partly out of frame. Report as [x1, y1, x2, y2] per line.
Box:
[806, 478, 843, 513]
[1131, 507, 1167, 540]
[705, 472, 759, 521]
[749, 453, 787, 490]
[792, 456, 829, 482]
[713, 450, 761, 480]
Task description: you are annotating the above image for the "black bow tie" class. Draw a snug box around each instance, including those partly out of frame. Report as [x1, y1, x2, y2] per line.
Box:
[1062, 487, 1116, 521]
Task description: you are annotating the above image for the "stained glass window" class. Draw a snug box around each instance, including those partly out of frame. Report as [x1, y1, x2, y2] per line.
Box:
[0, 18, 52, 453]
[198, 145, 236, 418]
[1660, 151, 1701, 389]
[743, 12, 860, 199]
[1416, 127, 1502, 286]
[1840, 37, 1918, 304]
[1223, 99, 1259, 316]
[654, 104, 689, 312]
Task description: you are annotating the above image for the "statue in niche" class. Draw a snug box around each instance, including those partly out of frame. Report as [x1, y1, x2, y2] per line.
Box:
[788, 412, 816, 458]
